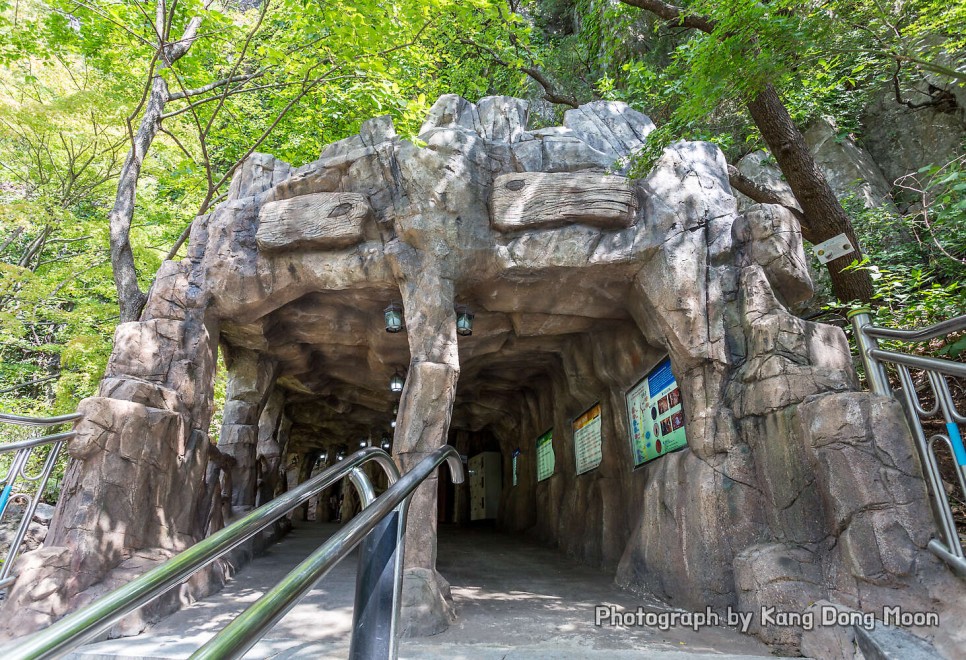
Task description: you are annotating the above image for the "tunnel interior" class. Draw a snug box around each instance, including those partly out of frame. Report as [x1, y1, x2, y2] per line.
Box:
[219, 263, 670, 575]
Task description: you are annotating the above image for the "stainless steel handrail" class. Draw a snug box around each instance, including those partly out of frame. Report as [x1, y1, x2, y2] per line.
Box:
[192, 445, 464, 660]
[850, 309, 966, 578]
[4, 447, 400, 660]
[0, 431, 76, 453]
[0, 413, 82, 427]
[862, 314, 966, 342]
[0, 412, 82, 590]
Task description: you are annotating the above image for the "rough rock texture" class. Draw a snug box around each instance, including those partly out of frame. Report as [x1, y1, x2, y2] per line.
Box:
[255, 192, 371, 252]
[737, 119, 896, 215]
[490, 172, 639, 232]
[860, 81, 965, 186]
[4, 95, 964, 656]
[804, 118, 895, 209]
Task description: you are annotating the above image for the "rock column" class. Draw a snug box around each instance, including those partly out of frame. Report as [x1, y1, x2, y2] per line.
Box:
[390, 249, 460, 635]
[217, 348, 278, 513]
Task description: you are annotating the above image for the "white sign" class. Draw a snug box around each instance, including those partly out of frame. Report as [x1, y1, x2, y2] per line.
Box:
[813, 234, 855, 264]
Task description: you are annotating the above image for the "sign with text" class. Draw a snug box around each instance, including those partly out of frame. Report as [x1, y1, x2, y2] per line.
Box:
[626, 357, 687, 468]
[573, 403, 603, 475]
[536, 430, 554, 482]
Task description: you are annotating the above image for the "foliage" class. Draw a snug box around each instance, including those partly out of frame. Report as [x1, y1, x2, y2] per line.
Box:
[0, 0, 963, 504]
[841, 171, 965, 335]
[0, 0, 515, 413]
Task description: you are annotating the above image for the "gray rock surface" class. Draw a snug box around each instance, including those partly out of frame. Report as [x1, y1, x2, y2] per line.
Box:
[804, 118, 895, 209]
[4, 95, 963, 658]
[860, 82, 965, 186]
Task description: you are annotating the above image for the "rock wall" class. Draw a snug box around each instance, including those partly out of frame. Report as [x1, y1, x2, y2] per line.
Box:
[2, 95, 963, 656]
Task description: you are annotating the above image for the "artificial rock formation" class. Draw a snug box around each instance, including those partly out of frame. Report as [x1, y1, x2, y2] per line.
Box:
[2, 96, 964, 656]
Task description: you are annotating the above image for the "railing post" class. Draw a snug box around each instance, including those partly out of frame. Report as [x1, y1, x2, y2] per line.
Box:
[0, 413, 81, 591]
[349, 507, 403, 659]
[848, 308, 891, 395]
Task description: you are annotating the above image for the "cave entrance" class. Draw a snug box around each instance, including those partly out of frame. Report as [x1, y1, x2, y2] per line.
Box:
[227, 283, 674, 574]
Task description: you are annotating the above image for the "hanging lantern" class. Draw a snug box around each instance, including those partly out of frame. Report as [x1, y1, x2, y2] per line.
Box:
[389, 369, 405, 393]
[384, 302, 404, 333]
[456, 305, 474, 336]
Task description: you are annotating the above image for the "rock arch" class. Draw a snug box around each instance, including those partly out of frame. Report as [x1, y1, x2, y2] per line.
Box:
[2, 95, 962, 655]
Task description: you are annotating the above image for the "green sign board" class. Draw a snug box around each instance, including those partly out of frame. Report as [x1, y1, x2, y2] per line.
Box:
[536, 429, 554, 482]
[626, 357, 687, 467]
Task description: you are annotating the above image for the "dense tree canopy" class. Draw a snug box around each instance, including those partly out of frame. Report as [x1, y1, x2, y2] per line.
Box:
[0, 0, 963, 424]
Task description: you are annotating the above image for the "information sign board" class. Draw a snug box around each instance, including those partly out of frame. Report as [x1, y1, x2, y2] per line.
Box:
[626, 357, 687, 467]
[536, 430, 555, 482]
[573, 403, 603, 475]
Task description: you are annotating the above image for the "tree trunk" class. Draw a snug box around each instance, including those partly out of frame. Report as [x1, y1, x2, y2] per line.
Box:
[616, 0, 875, 303]
[109, 15, 205, 322]
[110, 74, 168, 322]
[747, 85, 874, 303]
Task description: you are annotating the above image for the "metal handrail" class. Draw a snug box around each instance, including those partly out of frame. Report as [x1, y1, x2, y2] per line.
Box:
[862, 314, 966, 342]
[4, 447, 400, 659]
[0, 413, 82, 427]
[0, 412, 82, 590]
[850, 310, 966, 578]
[193, 444, 464, 660]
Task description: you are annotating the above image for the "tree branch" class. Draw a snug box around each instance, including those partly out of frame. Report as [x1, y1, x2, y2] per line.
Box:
[202, 0, 270, 139]
[459, 38, 580, 108]
[618, 0, 716, 33]
[727, 164, 813, 242]
[168, 71, 264, 100]
[161, 76, 339, 119]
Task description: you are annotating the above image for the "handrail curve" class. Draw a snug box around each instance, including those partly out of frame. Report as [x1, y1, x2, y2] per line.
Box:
[3, 447, 401, 660]
[0, 413, 82, 428]
[851, 311, 966, 579]
[192, 444, 464, 659]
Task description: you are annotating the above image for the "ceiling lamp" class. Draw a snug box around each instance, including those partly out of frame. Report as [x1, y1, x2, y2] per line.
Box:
[384, 302, 404, 333]
[456, 305, 474, 337]
[389, 369, 406, 393]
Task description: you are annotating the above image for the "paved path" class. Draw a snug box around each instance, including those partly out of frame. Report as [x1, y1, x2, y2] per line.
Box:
[69, 523, 782, 659]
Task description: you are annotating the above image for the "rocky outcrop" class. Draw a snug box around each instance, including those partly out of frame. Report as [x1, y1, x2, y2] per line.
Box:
[737, 118, 895, 214]
[3, 95, 963, 657]
[860, 80, 965, 186]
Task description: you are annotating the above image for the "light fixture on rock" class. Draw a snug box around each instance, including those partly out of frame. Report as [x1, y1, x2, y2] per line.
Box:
[381, 434, 391, 451]
[384, 302, 404, 333]
[359, 438, 368, 448]
[336, 450, 346, 461]
[389, 369, 406, 393]
[456, 305, 474, 336]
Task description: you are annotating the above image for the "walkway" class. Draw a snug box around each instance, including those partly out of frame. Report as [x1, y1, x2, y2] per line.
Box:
[68, 523, 782, 659]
